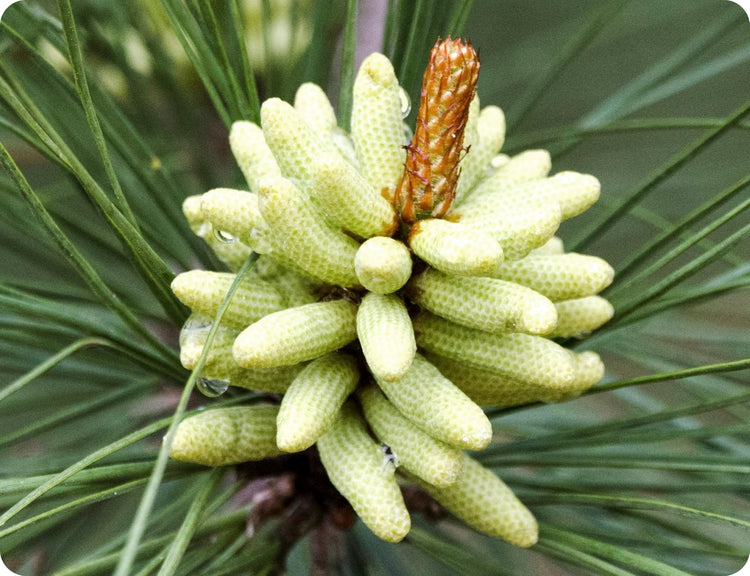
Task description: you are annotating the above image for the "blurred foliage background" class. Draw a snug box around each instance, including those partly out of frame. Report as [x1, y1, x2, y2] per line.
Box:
[0, 0, 748, 574]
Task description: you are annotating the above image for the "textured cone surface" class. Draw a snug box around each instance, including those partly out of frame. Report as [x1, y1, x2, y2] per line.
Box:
[276, 353, 359, 452]
[375, 354, 492, 450]
[540, 350, 605, 402]
[413, 312, 575, 389]
[463, 171, 599, 224]
[359, 384, 462, 487]
[179, 315, 238, 379]
[228, 364, 304, 394]
[351, 53, 406, 200]
[260, 98, 337, 186]
[317, 403, 411, 543]
[549, 296, 614, 337]
[293, 83, 357, 165]
[259, 176, 360, 287]
[233, 300, 358, 368]
[452, 193, 561, 261]
[293, 82, 337, 135]
[491, 253, 614, 301]
[530, 235, 565, 255]
[354, 236, 412, 294]
[357, 293, 416, 381]
[254, 255, 322, 308]
[455, 148, 551, 207]
[418, 453, 538, 547]
[229, 121, 281, 192]
[456, 104, 506, 201]
[408, 219, 504, 276]
[427, 353, 565, 407]
[310, 155, 398, 238]
[200, 188, 265, 248]
[173, 42, 617, 548]
[181, 196, 252, 271]
[171, 270, 285, 330]
[395, 38, 479, 222]
[409, 269, 557, 335]
[170, 405, 282, 466]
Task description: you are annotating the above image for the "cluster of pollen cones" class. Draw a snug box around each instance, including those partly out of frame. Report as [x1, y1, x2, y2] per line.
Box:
[169, 38, 614, 545]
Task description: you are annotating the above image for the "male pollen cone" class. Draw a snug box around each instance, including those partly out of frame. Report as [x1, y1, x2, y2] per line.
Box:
[395, 38, 479, 224]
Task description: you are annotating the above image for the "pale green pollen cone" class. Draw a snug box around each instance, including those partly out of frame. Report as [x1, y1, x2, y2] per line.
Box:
[170, 405, 283, 467]
[233, 300, 358, 369]
[317, 402, 411, 543]
[415, 453, 538, 547]
[276, 352, 359, 452]
[171, 40, 618, 549]
[375, 354, 493, 451]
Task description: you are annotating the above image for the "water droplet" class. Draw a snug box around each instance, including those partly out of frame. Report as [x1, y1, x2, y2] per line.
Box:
[197, 377, 229, 398]
[398, 87, 412, 118]
[214, 229, 237, 243]
[179, 315, 212, 346]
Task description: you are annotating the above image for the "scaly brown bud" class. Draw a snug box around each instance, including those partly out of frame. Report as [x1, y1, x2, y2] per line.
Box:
[395, 38, 479, 224]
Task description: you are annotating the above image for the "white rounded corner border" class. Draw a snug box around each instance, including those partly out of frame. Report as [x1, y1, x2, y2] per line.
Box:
[0, 551, 21, 576]
[0, 1, 19, 20]
[727, 0, 750, 21]
[729, 554, 750, 576]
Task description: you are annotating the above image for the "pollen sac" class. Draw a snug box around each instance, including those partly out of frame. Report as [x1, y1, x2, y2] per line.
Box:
[351, 53, 407, 201]
[408, 218, 504, 277]
[454, 148, 552, 208]
[276, 352, 359, 452]
[228, 120, 281, 193]
[171, 270, 285, 330]
[357, 292, 416, 381]
[354, 236, 412, 294]
[317, 402, 411, 543]
[426, 353, 564, 407]
[491, 253, 615, 301]
[414, 453, 538, 547]
[374, 354, 493, 451]
[549, 296, 615, 338]
[308, 154, 398, 238]
[181, 195, 252, 271]
[233, 300, 358, 369]
[171, 36, 616, 548]
[178, 314, 238, 379]
[455, 104, 506, 202]
[408, 269, 557, 335]
[199, 188, 265, 249]
[358, 384, 463, 488]
[413, 311, 575, 390]
[170, 405, 283, 467]
[258, 176, 361, 287]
